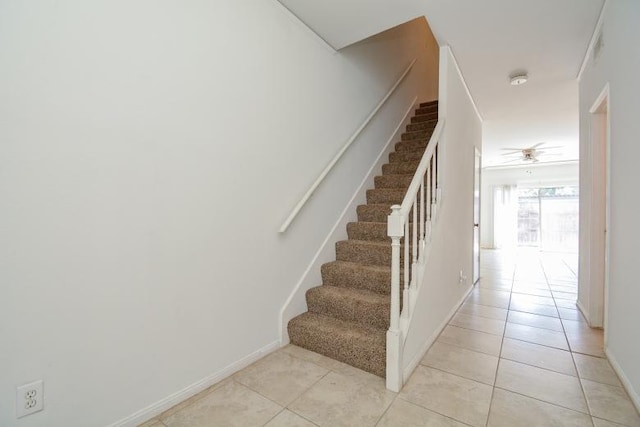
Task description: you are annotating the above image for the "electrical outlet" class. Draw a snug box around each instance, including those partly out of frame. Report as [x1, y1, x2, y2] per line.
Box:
[16, 380, 43, 418]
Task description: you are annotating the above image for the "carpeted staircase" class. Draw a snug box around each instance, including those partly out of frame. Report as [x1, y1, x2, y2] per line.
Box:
[287, 100, 438, 377]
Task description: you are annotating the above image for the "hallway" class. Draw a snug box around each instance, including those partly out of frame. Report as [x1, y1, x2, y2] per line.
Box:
[141, 250, 640, 427]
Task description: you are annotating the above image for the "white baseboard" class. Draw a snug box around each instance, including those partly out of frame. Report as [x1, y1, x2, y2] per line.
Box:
[108, 341, 280, 427]
[403, 283, 474, 381]
[278, 96, 419, 344]
[604, 347, 640, 413]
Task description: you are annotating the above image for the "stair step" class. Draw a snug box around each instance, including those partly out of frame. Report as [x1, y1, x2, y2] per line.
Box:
[416, 105, 438, 115]
[419, 100, 438, 108]
[411, 112, 438, 123]
[402, 129, 434, 142]
[389, 151, 424, 163]
[395, 140, 428, 153]
[288, 312, 386, 377]
[337, 240, 391, 266]
[374, 174, 413, 189]
[306, 285, 390, 330]
[382, 161, 420, 175]
[357, 204, 391, 222]
[337, 240, 412, 267]
[347, 221, 388, 242]
[406, 120, 437, 132]
[366, 188, 407, 205]
[321, 261, 393, 294]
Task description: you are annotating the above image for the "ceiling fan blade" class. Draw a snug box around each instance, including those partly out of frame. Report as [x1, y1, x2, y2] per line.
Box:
[501, 147, 526, 151]
[502, 158, 524, 164]
[538, 146, 563, 150]
[530, 142, 545, 149]
[501, 151, 522, 156]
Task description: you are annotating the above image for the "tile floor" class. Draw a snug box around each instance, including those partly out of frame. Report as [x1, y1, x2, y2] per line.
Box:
[140, 249, 640, 427]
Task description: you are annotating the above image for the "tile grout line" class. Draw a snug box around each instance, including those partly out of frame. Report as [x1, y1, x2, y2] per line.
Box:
[491, 385, 592, 416]
[541, 255, 596, 427]
[393, 394, 474, 426]
[483, 262, 516, 427]
[230, 350, 333, 425]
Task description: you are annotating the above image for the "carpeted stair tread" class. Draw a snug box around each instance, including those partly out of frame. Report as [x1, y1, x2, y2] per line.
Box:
[374, 174, 414, 189]
[321, 261, 397, 294]
[416, 105, 438, 115]
[406, 120, 437, 132]
[389, 151, 425, 163]
[336, 239, 412, 267]
[366, 188, 407, 205]
[347, 221, 388, 242]
[395, 140, 429, 152]
[382, 161, 420, 175]
[419, 100, 438, 108]
[402, 129, 434, 141]
[357, 204, 391, 222]
[288, 312, 386, 377]
[336, 239, 391, 267]
[411, 112, 438, 123]
[306, 285, 390, 330]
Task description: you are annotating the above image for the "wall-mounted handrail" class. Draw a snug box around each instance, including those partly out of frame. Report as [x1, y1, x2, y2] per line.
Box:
[279, 58, 417, 233]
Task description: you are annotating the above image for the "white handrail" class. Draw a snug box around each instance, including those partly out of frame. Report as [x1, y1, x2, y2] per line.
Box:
[399, 119, 445, 215]
[386, 116, 444, 392]
[279, 58, 417, 233]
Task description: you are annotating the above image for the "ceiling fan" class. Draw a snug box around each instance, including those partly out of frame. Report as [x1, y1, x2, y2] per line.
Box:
[500, 142, 562, 164]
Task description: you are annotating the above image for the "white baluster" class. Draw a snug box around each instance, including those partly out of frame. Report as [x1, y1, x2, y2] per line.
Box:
[403, 218, 410, 318]
[432, 148, 437, 219]
[386, 205, 403, 392]
[412, 195, 418, 265]
[426, 166, 432, 239]
[419, 180, 425, 258]
[387, 205, 403, 331]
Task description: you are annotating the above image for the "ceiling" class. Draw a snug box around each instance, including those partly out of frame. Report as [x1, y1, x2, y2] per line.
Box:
[278, 0, 605, 167]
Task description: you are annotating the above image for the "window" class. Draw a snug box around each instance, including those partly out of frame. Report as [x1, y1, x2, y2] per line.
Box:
[517, 186, 579, 252]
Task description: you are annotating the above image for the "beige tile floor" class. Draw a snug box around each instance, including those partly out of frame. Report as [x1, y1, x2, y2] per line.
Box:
[140, 250, 640, 427]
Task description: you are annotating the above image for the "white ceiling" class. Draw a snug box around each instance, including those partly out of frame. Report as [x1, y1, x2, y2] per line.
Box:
[278, 0, 604, 167]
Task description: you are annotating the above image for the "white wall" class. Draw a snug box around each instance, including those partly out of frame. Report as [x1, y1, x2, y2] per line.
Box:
[402, 47, 483, 376]
[481, 163, 579, 248]
[578, 0, 640, 407]
[0, 2, 437, 425]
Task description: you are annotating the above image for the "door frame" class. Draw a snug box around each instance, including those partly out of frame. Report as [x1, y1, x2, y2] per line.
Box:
[473, 147, 481, 284]
[580, 83, 610, 331]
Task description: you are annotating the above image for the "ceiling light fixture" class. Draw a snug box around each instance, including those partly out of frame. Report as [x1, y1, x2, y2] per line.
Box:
[510, 73, 528, 86]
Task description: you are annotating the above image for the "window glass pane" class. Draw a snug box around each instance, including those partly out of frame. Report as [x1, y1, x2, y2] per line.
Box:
[516, 186, 579, 252]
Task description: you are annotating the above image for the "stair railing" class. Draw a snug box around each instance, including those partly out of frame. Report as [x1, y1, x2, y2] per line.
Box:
[386, 118, 444, 391]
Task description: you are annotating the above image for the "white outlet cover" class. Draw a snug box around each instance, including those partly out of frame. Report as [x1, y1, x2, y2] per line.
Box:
[16, 380, 44, 418]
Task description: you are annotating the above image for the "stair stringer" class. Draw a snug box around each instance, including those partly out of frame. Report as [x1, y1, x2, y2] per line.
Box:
[278, 97, 419, 345]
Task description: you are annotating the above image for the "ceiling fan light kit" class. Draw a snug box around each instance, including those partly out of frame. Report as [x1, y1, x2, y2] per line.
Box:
[499, 142, 563, 164]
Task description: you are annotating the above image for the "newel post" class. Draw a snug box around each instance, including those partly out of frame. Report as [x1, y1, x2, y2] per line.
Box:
[386, 205, 404, 391]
